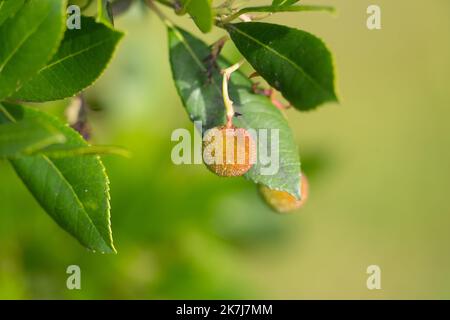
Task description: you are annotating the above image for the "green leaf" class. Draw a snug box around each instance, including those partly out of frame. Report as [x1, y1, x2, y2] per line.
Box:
[227, 22, 338, 110]
[97, 0, 114, 27]
[38, 144, 131, 159]
[0, 117, 65, 158]
[0, 0, 67, 100]
[0, 103, 116, 253]
[181, 0, 214, 33]
[13, 17, 123, 102]
[168, 27, 225, 129]
[168, 27, 301, 198]
[0, 0, 25, 27]
[272, 0, 300, 7]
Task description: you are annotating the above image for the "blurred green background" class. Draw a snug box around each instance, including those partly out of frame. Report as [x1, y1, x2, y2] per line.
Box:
[1, 0, 450, 299]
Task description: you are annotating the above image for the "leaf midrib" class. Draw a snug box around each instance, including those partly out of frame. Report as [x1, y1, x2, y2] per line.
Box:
[38, 36, 118, 73]
[229, 24, 332, 98]
[1, 104, 113, 252]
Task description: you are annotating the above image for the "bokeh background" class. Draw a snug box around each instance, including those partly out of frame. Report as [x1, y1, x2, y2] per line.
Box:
[1, 0, 450, 299]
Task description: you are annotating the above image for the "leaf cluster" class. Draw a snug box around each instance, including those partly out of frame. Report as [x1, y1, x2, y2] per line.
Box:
[0, 0, 338, 251]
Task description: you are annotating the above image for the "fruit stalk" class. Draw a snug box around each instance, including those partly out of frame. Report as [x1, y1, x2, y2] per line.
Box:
[221, 60, 244, 128]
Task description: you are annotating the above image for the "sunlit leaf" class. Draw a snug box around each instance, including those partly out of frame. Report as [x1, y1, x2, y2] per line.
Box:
[0, 0, 25, 27]
[0, 0, 67, 100]
[0, 103, 116, 253]
[14, 17, 123, 102]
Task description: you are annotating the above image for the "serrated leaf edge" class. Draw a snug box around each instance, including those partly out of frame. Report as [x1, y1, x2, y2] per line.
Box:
[1, 103, 116, 253]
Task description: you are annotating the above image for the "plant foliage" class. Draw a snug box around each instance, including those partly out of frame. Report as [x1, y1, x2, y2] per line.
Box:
[0, 0, 338, 252]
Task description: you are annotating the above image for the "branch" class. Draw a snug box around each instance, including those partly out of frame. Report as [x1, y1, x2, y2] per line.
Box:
[220, 5, 335, 24]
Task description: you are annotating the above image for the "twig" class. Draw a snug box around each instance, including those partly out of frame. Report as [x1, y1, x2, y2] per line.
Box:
[221, 61, 244, 128]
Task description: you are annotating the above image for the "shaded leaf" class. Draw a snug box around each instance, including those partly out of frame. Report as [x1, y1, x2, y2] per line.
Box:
[0, 0, 67, 100]
[227, 22, 338, 110]
[168, 27, 225, 129]
[0, 103, 115, 253]
[14, 17, 123, 102]
[168, 27, 301, 198]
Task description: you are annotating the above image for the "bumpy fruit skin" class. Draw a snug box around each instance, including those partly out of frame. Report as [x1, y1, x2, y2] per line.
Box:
[203, 125, 256, 177]
[259, 174, 309, 213]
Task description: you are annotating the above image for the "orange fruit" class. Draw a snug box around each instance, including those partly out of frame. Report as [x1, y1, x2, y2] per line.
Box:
[203, 125, 256, 177]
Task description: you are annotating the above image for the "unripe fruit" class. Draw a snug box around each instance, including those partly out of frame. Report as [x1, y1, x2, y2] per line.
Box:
[259, 174, 309, 213]
[203, 125, 256, 177]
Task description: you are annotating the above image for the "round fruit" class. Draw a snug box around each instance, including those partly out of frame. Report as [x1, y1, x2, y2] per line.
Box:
[259, 174, 309, 213]
[203, 125, 256, 177]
